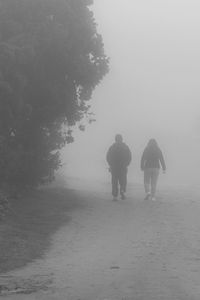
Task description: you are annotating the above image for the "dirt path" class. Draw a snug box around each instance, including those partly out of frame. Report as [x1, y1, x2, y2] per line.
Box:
[1, 182, 200, 299]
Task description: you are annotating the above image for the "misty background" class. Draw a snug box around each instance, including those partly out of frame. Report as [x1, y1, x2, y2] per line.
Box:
[60, 0, 200, 188]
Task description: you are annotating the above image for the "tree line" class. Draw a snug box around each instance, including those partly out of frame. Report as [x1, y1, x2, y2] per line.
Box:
[0, 0, 109, 198]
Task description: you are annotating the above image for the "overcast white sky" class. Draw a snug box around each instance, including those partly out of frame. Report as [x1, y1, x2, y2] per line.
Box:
[61, 0, 200, 186]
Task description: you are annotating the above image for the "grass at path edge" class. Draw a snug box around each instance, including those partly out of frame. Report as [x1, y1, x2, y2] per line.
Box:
[0, 187, 85, 274]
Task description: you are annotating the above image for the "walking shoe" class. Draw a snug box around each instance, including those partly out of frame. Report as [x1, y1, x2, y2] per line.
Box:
[112, 196, 118, 201]
[120, 191, 126, 200]
[144, 193, 151, 200]
[151, 197, 156, 201]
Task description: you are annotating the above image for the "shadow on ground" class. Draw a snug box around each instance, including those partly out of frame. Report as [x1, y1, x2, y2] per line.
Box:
[0, 187, 86, 273]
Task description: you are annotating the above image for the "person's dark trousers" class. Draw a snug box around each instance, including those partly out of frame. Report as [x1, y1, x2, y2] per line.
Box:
[111, 167, 127, 197]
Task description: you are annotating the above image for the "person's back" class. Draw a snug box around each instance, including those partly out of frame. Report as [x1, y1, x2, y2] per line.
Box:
[141, 144, 165, 170]
[107, 141, 131, 170]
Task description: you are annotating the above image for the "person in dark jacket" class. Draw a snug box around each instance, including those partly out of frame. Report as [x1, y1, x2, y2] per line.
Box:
[141, 139, 166, 201]
[107, 134, 132, 200]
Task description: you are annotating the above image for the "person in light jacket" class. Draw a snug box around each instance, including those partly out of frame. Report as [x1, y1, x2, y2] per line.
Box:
[107, 134, 132, 200]
[141, 139, 166, 201]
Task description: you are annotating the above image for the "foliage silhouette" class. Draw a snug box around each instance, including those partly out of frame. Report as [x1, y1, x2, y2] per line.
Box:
[0, 0, 109, 193]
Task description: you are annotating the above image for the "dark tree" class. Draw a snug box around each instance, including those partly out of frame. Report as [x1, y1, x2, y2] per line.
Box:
[0, 0, 109, 193]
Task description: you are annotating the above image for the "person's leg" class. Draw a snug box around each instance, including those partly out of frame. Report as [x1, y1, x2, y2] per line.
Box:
[119, 167, 127, 198]
[111, 170, 118, 198]
[151, 168, 159, 199]
[144, 168, 151, 199]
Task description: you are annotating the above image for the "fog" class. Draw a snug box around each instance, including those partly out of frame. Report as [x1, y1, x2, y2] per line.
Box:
[61, 0, 200, 187]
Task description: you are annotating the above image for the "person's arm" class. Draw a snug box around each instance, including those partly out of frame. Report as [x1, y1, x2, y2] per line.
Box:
[140, 150, 146, 171]
[126, 146, 132, 166]
[159, 150, 166, 171]
[106, 146, 112, 166]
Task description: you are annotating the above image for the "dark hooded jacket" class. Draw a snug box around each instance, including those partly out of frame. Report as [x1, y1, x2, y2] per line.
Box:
[141, 144, 166, 171]
[106, 142, 132, 170]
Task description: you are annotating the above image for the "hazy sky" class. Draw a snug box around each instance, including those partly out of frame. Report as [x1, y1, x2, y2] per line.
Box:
[61, 0, 200, 186]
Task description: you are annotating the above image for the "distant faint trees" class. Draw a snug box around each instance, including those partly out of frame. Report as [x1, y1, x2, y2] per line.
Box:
[0, 0, 109, 194]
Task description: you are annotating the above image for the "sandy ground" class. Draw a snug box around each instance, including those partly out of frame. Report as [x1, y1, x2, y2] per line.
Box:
[1, 180, 200, 300]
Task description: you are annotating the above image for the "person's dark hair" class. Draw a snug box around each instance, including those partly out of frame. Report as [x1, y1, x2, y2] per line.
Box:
[115, 134, 123, 143]
[147, 138, 158, 147]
